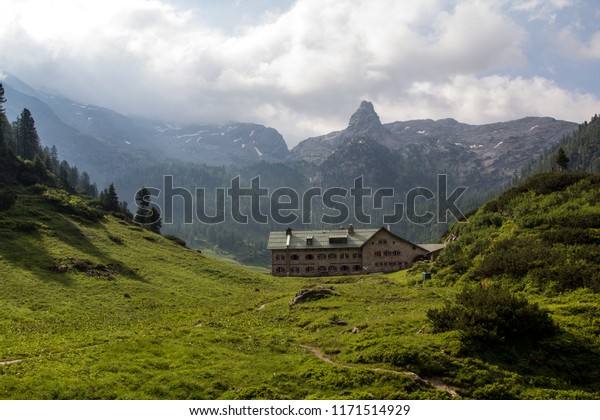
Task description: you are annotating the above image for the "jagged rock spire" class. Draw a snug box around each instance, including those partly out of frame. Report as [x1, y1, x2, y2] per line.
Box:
[347, 100, 382, 133]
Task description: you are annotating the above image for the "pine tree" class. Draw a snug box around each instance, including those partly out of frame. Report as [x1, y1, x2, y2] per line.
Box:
[555, 147, 570, 172]
[0, 83, 13, 154]
[134, 186, 151, 225]
[79, 171, 92, 195]
[49, 145, 60, 174]
[134, 186, 161, 233]
[102, 183, 120, 212]
[58, 160, 71, 190]
[42, 146, 52, 169]
[148, 205, 162, 234]
[31, 155, 48, 181]
[12, 108, 41, 160]
[89, 182, 99, 198]
[68, 165, 80, 190]
[0, 83, 5, 114]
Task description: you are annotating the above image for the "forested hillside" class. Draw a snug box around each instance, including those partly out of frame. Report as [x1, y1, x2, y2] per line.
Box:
[435, 172, 600, 293]
[520, 114, 600, 177]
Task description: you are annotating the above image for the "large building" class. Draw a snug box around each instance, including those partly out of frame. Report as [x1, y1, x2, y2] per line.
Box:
[267, 225, 444, 277]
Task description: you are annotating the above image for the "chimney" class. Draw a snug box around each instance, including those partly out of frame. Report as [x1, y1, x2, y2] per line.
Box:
[285, 228, 292, 247]
[348, 224, 354, 235]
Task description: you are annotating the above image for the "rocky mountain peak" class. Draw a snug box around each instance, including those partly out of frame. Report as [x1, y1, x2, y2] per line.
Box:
[347, 100, 382, 133]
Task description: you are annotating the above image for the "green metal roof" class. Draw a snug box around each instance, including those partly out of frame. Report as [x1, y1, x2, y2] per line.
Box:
[268, 227, 443, 256]
[266, 227, 410, 250]
[417, 243, 446, 253]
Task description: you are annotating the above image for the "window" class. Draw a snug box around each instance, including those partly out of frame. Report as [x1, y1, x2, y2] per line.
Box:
[328, 253, 337, 260]
[329, 235, 348, 244]
[340, 253, 349, 259]
[393, 250, 401, 256]
[352, 252, 362, 259]
[328, 265, 337, 272]
[291, 254, 299, 260]
[275, 254, 285, 261]
[275, 267, 286, 273]
[317, 253, 326, 260]
[291, 267, 300, 273]
[378, 239, 388, 245]
[305, 254, 314, 260]
[305, 266, 315, 273]
[318, 266, 327, 272]
[353, 265, 362, 271]
[374, 251, 382, 257]
[383, 250, 390, 256]
[340, 265, 349, 272]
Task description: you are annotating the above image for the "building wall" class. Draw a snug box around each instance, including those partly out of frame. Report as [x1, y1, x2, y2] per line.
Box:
[360, 229, 427, 273]
[271, 247, 363, 276]
[270, 229, 430, 276]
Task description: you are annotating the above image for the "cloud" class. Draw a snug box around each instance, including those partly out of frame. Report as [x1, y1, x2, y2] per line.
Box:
[557, 27, 600, 60]
[0, 0, 597, 146]
[510, 0, 574, 22]
[376, 75, 600, 125]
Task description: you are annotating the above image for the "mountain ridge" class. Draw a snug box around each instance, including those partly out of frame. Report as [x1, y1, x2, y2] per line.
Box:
[290, 100, 578, 193]
[2, 75, 290, 184]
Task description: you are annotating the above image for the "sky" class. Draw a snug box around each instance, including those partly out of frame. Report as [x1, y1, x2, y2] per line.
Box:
[1, 0, 600, 147]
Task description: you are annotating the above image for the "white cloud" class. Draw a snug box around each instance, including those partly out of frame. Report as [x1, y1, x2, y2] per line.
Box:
[557, 27, 600, 60]
[0, 0, 597, 146]
[510, 0, 574, 22]
[376, 75, 600, 125]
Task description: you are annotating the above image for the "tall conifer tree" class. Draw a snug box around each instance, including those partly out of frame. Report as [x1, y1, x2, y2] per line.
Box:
[13, 108, 41, 160]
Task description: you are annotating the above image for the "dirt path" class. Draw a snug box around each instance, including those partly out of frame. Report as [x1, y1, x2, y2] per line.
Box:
[0, 341, 107, 368]
[301, 345, 458, 397]
[0, 359, 23, 366]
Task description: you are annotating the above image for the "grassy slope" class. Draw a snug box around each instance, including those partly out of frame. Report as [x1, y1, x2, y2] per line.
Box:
[1, 183, 599, 399]
[0, 188, 448, 399]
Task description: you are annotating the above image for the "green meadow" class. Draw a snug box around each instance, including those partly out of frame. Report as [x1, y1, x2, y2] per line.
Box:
[1, 182, 600, 399]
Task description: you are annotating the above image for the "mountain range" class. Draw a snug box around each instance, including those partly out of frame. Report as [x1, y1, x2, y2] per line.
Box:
[3, 75, 579, 197]
[291, 100, 578, 193]
[2, 75, 289, 185]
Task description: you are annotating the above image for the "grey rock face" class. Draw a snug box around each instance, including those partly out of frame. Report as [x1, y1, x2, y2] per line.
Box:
[290, 101, 578, 192]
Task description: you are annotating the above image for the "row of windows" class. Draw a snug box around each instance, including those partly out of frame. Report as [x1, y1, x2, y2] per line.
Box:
[374, 261, 407, 267]
[275, 253, 362, 261]
[275, 249, 403, 261]
[373, 250, 402, 257]
[275, 265, 363, 274]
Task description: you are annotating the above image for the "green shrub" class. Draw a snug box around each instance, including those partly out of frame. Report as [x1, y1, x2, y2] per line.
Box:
[108, 234, 124, 244]
[0, 189, 17, 211]
[43, 188, 104, 221]
[15, 221, 39, 232]
[427, 284, 556, 345]
[475, 236, 550, 279]
[164, 234, 187, 248]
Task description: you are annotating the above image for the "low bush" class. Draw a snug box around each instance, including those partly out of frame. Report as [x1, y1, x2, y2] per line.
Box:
[427, 284, 556, 345]
[164, 234, 187, 248]
[43, 188, 104, 221]
[0, 188, 17, 211]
